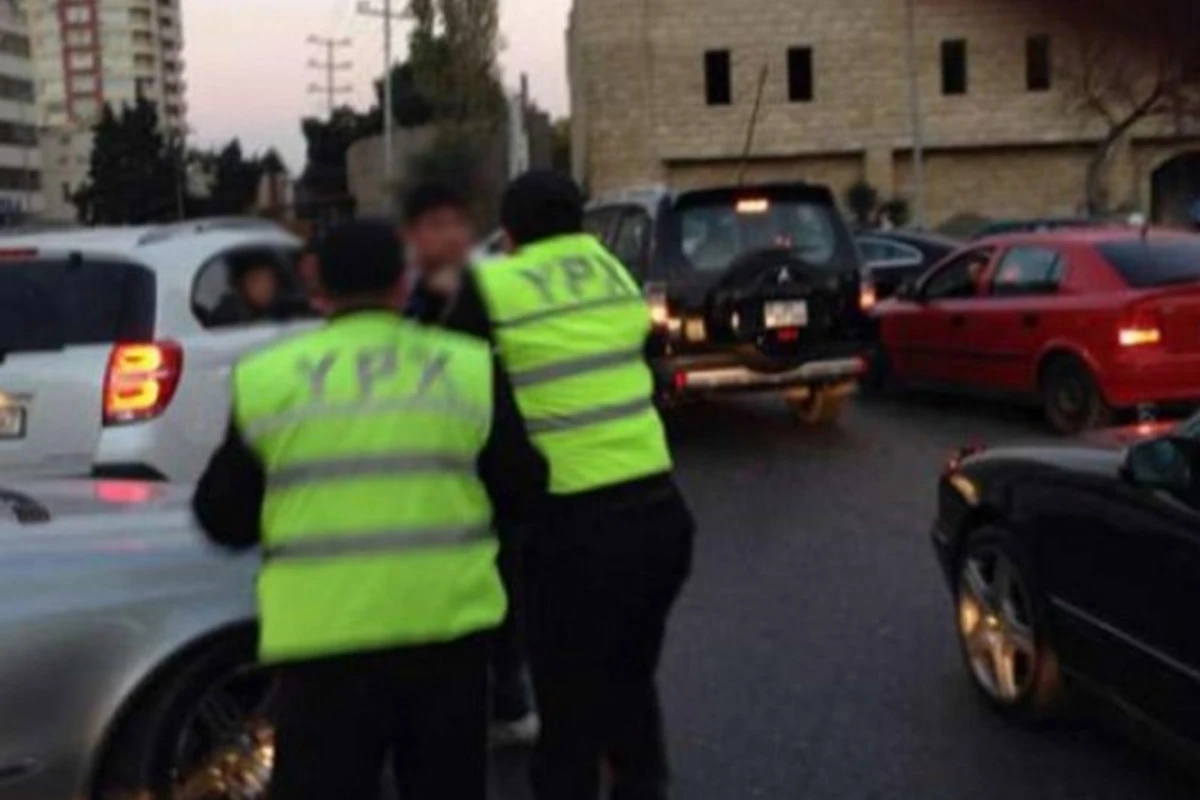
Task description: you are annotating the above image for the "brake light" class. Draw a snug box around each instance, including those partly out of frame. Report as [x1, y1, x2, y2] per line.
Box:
[736, 198, 770, 214]
[1118, 306, 1163, 348]
[0, 248, 38, 261]
[103, 342, 183, 426]
[859, 280, 878, 311]
[93, 480, 158, 505]
[646, 283, 670, 329]
[1119, 327, 1162, 347]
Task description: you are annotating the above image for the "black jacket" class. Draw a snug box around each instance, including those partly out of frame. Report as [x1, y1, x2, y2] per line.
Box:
[407, 272, 493, 342]
[192, 308, 548, 551]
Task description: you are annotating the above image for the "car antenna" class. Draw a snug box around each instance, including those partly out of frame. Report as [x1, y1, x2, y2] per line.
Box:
[736, 63, 770, 187]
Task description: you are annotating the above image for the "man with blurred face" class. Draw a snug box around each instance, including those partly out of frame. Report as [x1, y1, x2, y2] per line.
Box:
[400, 181, 542, 748]
[402, 182, 476, 326]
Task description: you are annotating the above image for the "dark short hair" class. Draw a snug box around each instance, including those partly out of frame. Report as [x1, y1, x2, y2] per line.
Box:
[316, 219, 404, 298]
[402, 182, 469, 226]
[500, 170, 584, 247]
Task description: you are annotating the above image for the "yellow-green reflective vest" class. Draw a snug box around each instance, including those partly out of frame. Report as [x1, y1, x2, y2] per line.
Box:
[476, 233, 672, 495]
[233, 311, 504, 664]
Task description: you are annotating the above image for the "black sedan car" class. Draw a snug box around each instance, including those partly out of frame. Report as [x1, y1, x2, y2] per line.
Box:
[933, 416, 1200, 762]
[855, 229, 959, 302]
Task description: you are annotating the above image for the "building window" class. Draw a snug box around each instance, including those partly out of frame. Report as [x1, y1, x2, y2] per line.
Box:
[68, 51, 96, 70]
[0, 75, 34, 103]
[66, 28, 94, 47]
[0, 168, 41, 191]
[0, 32, 31, 58]
[70, 74, 98, 95]
[1026, 35, 1052, 91]
[941, 39, 968, 95]
[787, 46, 814, 102]
[64, 4, 92, 24]
[0, 122, 38, 147]
[704, 49, 732, 106]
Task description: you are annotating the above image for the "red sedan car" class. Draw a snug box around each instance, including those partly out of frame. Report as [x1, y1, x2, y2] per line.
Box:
[872, 229, 1200, 433]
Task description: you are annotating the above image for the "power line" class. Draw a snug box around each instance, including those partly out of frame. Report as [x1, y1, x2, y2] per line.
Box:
[356, 0, 405, 204]
[306, 35, 354, 115]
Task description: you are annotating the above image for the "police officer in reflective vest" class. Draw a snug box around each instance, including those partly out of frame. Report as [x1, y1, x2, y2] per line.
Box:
[192, 220, 546, 800]
[475, 171, 696, 800]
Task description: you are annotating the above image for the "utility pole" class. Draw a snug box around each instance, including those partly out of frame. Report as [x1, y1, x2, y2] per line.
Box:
[904, 0, 926, 228]
[357, 0, 404, 203]
[306, 35, 353, 115]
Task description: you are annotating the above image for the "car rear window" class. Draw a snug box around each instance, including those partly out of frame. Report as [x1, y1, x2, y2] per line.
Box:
[0, 258, 156, 354]
[660, 186, 852, 274]
[1097, 239, 1200, 288]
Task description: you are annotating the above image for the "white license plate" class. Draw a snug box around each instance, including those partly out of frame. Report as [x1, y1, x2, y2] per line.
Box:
[0, 405, 25, 439]
[763, 300, 809, 329]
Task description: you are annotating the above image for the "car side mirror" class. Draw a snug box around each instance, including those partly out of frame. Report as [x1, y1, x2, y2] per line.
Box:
[1122, 437, 1197, 496]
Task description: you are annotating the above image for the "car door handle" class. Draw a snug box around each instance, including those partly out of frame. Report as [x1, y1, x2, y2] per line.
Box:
[950, 315, 966, 328]
[1022, 313, 1040, 328]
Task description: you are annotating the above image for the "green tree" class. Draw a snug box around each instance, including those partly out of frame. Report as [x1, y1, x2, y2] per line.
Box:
[205, 139, 265, 216]
[297, 105, 377, 217]
[845, 180, 880, 229]
[73, 98, 184, 224]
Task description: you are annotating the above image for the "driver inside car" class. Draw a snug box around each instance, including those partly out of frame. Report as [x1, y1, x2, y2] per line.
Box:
[210, 260, 283, 327]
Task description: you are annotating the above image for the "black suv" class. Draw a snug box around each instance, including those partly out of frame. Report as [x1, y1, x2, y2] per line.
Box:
[586, 182, 870, 423]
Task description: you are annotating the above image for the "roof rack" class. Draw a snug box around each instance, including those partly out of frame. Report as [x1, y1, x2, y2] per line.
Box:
[136, 217, 285, 246]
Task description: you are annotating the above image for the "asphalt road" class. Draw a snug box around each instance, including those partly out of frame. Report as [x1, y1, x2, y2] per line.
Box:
[493, 392, 1197, 799]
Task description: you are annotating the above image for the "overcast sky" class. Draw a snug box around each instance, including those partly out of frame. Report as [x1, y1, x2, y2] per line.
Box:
[183, 0, 571, 172]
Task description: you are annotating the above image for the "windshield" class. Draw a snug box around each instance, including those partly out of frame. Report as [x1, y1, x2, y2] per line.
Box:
[0, 259, 156, 354]
[669, 198, 841, 273]
[1098, 239, 1200, 288]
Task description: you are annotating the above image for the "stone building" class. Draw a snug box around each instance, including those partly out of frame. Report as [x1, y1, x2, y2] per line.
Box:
[567, 0, 1200, 227]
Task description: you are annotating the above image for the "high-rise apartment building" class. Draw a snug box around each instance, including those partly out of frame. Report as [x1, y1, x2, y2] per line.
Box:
[22, 0, 186, 219]
[0, 0, 41, 220]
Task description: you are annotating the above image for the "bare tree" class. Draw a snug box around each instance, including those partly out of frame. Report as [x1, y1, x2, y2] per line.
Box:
[1062, 19, 1200, 214]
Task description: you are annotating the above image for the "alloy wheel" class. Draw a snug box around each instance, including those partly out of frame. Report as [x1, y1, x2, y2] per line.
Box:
[170, 667, 277, 800]
[957, 547, 1038, 703]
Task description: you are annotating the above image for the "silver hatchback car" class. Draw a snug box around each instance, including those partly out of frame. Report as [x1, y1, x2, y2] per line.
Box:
[0, 479, 272, 800]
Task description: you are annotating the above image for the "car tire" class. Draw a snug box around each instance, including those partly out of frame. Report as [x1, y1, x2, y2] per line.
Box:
[786, 384, 851, 425]
[954, 525, 1066, 724]
[93, 629, 275, 800]
[1040, 355, 1112, 435]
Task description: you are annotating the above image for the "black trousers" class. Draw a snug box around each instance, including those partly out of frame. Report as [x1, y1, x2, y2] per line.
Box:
[525, 480, 695, 800]
[269, 633, 489, 800]
[493, 524, 533, 721]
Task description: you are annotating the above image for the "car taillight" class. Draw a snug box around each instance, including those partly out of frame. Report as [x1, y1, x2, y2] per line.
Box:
[646, 283, 670, 329]
[859, 279, 877, 311]
[103, 342, 183, 426]
[1118, 306, 1163, 348]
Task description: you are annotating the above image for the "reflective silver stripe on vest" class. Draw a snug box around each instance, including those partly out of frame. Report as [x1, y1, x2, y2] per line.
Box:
[525, 396, 655, 435]
[268, 453, 476, 490]
[266, 524, 492, 561]
[494, 295, 644, 329]
[509, 347, 645, 389]
[244, 397, 486, 440]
